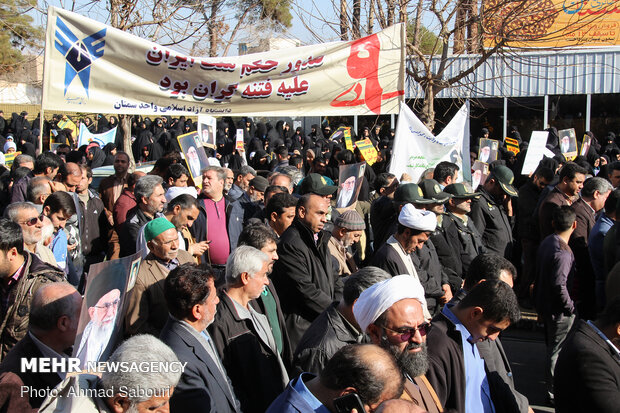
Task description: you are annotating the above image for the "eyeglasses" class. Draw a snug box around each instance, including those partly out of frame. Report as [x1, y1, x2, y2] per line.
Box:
[20, 214, 44, 226]
[381, 323, 431, 342]
[95, 298, 120, 310]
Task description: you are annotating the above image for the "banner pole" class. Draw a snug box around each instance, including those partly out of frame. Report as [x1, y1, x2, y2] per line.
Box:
[40, 7, 53, 153]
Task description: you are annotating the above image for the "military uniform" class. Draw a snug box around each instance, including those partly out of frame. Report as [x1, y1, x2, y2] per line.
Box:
[469, 187, 514, 258]
[443, 211, 486, 277]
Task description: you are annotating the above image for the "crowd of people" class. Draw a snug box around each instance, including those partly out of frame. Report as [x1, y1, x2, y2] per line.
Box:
[0, 111, 617, 413]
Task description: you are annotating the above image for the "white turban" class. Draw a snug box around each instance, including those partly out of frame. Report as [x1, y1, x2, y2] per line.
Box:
[398, 203, 436, 232]
[165, 186, 198, 203]
[353, 274, 427, 333]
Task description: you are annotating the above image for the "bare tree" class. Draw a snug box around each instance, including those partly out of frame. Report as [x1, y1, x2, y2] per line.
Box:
[296, 0, 620, 130]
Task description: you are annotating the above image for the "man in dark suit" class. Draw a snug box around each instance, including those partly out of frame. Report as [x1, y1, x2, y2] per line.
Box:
[0, 282, 81, 409]
[160, 263, 241, 413]
[554, 296, 620, 413]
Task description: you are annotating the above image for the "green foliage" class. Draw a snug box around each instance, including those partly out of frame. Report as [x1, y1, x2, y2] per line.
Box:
[0, 0, 42, 73]
[407, 20, 442, 55]
[241, 0, 293, 30]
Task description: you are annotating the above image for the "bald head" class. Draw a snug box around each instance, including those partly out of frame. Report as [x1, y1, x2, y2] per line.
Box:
[64, 162, 82, 192]
[320, 344, 404, 408]
[375, 399, 426, 413]
[29, 283, 82, 333]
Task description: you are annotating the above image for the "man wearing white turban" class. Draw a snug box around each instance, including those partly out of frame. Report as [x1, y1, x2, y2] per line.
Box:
[370, 203, 450, 318]
[353, 275, 443, 413]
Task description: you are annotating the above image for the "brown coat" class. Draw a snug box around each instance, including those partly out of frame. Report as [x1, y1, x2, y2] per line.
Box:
[538, 187, 573, 239]
[0, 254, 64, 360]
[124, 249, 193, 337]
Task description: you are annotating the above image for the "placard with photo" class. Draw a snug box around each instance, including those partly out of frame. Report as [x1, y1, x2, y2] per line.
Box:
[478, 138, 499, 163]
[197, 115, 217, 149]
[336, 162, 366, 208]
[73, 252, 141, 370]
[559, 128, 578, 161]
[177, 131, 210, 187]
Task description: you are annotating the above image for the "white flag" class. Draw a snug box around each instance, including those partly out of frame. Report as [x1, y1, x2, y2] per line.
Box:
[389, 102, 470, 183]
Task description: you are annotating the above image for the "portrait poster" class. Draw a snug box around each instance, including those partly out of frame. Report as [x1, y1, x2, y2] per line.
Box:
[197, 115, 217, 148]
[336, 162, 366, 208]
[236, 129, 245, 151]
[471, 161, 489, 190]
[580, 134, 592, 157]
[478, 138, 499, 163]
[72, 252, 141, 370]
[559, 128, 578, 161]
[177, 131, 210, 188]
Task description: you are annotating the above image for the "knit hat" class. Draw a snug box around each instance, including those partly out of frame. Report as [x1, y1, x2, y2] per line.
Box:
[165, 186, 198, 203]
[334, 210, 366, 230]
[144, 217, 176, 242]
[398, 203, 436, 232]
[3, 142, 16, 153]
[250, 176, 269, 192]
[353, 275, 427, 332]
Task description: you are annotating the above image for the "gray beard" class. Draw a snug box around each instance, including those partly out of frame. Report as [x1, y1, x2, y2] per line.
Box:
[338, 188, 354, 207]
[384, 337, 429, 378]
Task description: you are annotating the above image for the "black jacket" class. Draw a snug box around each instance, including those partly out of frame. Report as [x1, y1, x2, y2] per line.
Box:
[450, 290, 529, 413]
[469, 187, 514, 258]
[413, 240, 449, 315]
[554, 319, 620, 413]
[443, 212, 486, 278]
[119, 207, 151, 257]
[209, 293, 288, 413]
[271, 219, 343, 348]
[293, 302, 362, 375]
[0, 333, 62, 408]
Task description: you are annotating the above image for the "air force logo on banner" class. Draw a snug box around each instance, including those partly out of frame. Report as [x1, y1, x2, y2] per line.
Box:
[54, 17, 106, 97]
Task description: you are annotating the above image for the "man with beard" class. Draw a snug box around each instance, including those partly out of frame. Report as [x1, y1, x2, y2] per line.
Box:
[228, 165, 257, 201]
[237, 223, 294, 371]
[120, 175, 166, 257]
[426, 280, 521, 413]
[295, 266, 391, 374]
[353, 275, 443, 412]
[5, 202, 57, 266]
[125, 218, 193, 336]
[337, 175, 357, 208]
[328, 210, 365, 276]
[75, 274, 125, 368]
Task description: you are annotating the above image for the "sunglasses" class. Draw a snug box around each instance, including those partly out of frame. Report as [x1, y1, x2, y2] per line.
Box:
[20, 214, 44, 226]
[381, 323, 431, 342]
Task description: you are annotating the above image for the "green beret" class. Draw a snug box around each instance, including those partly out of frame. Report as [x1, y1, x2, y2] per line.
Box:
[144, 217, 176, 242]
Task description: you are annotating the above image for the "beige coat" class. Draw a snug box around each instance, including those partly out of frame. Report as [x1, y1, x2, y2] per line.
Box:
[124, 250, 192, 337]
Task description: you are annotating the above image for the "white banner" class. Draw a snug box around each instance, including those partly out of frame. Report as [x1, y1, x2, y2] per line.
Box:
[78, 123, 117, 147]
[43, 7, 405, 117]
[521, 131, 553, 175]
[389, 102, 470, 183]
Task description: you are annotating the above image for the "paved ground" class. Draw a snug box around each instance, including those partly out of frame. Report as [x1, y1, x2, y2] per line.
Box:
[502, 317, 555, 413]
